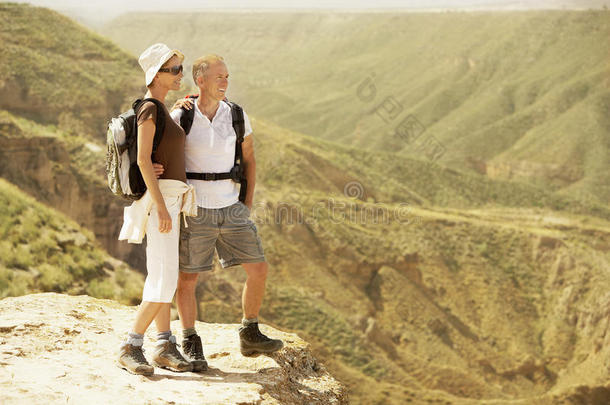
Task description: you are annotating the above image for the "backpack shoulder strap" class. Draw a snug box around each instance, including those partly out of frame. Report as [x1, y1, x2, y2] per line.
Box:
[227, 101, 245, 163]
[179, 94, 198, 135]
[227, 101, 247, 202]
[228, 101, 245, 143]
[134, 98, 166, 152]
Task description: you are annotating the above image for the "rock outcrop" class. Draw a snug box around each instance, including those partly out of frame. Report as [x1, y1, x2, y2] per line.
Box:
[0, 293, 347, 405]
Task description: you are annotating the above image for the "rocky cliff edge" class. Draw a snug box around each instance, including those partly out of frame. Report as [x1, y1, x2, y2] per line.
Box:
[0, 293, 348, 405]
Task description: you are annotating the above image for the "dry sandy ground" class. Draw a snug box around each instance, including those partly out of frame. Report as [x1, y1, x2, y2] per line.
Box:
[0, 293, 347, 405]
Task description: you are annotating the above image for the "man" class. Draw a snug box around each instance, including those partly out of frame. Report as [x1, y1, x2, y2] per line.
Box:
[161, 54, 282, 371]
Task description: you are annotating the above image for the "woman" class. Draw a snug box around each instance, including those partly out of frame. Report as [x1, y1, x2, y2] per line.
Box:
[117, 43, 195, 375]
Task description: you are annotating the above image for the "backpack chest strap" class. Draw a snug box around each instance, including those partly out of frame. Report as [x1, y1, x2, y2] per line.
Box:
[186, 172, 231, 181]
[186, 165, 243, 182]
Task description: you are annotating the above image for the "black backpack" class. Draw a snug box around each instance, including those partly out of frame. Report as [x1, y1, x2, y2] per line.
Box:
[106, 98, 166, 200]
[179, 95, 247, 202]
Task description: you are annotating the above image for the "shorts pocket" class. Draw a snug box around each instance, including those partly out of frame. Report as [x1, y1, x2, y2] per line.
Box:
[238, 201, 251, 216]
[189, 211, 205, 225]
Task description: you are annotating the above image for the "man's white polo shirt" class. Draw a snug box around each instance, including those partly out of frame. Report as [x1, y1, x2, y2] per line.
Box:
[170, 100, 252, 209]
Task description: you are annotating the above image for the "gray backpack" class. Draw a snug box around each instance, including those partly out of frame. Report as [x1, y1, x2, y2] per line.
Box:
[105, 98, 166, 200]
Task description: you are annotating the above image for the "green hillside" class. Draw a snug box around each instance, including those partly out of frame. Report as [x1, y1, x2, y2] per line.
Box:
[0, 3, 143, 135]
[253, 117, 610, 219]
[0, 178, 143, 304]
[103, 10, 610, 204]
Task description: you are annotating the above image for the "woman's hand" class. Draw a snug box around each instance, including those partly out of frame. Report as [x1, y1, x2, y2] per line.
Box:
[171, 97, 194, 112]
[157, 205, 172, 233]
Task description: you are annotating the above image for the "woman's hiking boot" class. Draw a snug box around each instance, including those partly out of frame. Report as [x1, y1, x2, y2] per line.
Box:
[239, 322, 284, 357]
[182, 334, 208, 372]
[118, 343, 154, 376]
[151, 336, 193, 372]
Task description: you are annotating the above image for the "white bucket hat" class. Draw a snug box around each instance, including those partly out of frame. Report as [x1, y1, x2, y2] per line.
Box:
[138, 43, 184, 86]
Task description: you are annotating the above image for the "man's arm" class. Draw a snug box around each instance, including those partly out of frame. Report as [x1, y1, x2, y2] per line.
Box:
[241, 135, 256, 210]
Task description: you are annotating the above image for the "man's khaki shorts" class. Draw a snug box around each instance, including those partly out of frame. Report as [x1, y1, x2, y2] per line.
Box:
[179, 201, 265, 272]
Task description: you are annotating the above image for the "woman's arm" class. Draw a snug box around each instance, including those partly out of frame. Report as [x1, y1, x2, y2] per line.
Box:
[137, 118, 172, 233]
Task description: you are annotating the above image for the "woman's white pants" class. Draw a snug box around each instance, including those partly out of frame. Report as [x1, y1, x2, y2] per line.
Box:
[142, 192, 183, 303]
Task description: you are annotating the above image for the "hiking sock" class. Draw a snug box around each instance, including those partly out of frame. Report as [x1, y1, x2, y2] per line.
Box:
[242, 317, 258, 327]
[125, 332, 144, 347]
[183, 327, 197, 338]
[156, 330, 172, 343]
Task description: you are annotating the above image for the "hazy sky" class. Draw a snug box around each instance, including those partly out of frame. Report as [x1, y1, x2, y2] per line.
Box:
[9, 0, 609, 25]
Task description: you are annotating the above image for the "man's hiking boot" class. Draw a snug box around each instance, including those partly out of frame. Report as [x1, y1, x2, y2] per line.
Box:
[182, 334, 208, 372]
[118, 343, 154, 376]
[151, 337, 193, 372]
[239, 322, 284, 357]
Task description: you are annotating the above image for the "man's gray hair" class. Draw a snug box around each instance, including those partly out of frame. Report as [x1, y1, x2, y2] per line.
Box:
[192, 54, 224, 84]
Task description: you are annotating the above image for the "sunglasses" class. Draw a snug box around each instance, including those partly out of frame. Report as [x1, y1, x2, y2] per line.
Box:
[158, 64, 183, 75]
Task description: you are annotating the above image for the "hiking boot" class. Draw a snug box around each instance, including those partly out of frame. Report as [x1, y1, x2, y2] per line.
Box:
[239, 322, 284, 357]
[151, 336, 193, 372]
[118, 343, 154, 376]
[182, 334, 208, 372]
